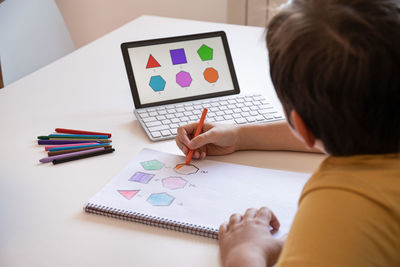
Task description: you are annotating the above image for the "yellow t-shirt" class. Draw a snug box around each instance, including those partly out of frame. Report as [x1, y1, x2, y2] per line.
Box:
[277, 154, 400, 267]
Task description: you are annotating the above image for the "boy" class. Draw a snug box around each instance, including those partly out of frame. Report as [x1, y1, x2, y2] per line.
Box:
[176, 0, 400, 266]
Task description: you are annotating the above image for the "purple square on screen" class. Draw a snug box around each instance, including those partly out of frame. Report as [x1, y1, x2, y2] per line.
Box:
[170, 48, 187, 65]
[129, 172, 154, 184]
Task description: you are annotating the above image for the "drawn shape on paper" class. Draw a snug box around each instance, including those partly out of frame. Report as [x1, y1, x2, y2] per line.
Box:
[141, 160, 164, 170]
[149, 75, 166, 92]
[174, 164, 199, 175]
[203, 67, 219, 83]
[146, 54, 161, 68]
[162, 176, 188, 190]
[118, 190, 140, 200]
[197, 44, 213, 61]
[176, 71, 192, 87]
[147, 192, 175, 206]
[170, 48, 187, 65]
[129, 171, 155, 184]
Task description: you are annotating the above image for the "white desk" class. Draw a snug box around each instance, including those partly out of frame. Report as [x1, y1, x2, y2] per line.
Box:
[0, 16, 325, 267]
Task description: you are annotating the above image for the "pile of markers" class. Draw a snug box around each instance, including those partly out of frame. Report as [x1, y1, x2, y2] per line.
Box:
[37, 128, 115, 165]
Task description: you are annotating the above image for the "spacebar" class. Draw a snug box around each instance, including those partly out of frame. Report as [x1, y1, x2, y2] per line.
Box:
[148, 125, 169, 132]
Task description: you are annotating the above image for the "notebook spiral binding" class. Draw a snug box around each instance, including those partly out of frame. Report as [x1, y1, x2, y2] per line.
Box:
[84, 203, 219, 239]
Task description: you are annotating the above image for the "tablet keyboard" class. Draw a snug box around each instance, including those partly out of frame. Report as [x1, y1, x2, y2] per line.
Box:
[135, 94, 285, 141]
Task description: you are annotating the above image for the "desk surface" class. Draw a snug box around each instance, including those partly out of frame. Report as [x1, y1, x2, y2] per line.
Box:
[0, 16, 325, 267]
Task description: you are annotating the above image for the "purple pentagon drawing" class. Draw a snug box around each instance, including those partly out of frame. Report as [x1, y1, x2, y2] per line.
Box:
[176, 71, 192, 87]
[129, 171, 154, 184]
[170, 48, 187, 65]
[162, 177, 188, 190]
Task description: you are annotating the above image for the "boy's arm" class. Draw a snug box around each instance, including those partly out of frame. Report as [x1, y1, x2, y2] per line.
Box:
[236, 122, 321, 152]
[176, 121, 321, 159]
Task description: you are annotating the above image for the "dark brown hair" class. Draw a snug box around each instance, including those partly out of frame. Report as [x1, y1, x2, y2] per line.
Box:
[267, 0, 400, 156]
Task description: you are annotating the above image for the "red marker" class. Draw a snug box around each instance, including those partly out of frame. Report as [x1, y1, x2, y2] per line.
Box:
[55, 128, 111, 138]
[185, 108, 208, 165]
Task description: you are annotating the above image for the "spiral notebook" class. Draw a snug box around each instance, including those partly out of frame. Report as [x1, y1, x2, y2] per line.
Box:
[84, 148, 310, 239]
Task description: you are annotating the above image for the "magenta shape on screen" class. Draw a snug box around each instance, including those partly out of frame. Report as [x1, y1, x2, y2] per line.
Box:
[170, 48, 187, 65]
[129, 171, 154, 184]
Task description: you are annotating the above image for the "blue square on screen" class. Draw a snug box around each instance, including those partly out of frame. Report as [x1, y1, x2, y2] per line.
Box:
[170, 48, 187, 65]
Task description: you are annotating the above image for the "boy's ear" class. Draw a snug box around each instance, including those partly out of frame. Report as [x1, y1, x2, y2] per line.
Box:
[290, 110, 316, 148]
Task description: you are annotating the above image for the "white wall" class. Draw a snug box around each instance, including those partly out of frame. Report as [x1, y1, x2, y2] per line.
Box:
[55, 0, 228, 48]
[0, 0, 75, 86]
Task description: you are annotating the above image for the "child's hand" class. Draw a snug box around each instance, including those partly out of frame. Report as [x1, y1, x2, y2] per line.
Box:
[219, 207, 284, 267]
[175, 123, 240, 159]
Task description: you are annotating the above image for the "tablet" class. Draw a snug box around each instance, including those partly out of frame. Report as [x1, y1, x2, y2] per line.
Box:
[121, 31, 240, 109]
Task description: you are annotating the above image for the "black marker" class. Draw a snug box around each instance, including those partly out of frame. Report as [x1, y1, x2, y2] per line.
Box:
[52, 148, 115, 165]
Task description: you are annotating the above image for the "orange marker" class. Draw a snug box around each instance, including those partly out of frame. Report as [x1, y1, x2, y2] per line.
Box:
[185, 108, 208, 165]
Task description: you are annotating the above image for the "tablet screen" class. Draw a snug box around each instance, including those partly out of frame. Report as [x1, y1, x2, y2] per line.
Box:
[121, 32, 239, 108]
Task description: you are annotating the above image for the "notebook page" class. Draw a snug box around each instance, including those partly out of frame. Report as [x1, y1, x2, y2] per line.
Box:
[87, 148, 310, 238]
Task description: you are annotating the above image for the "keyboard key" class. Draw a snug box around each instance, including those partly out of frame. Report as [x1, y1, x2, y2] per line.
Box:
[188, 115, 198, 121]
[158, 110, 167, 115]
[253, 101, 261, 106]
[220, 100, 228, 105]
[207, 117, 216, 122]
[236, 103, 244, 108]
[228, 99, 237, 104]
[156, 115, 166, 120]
[180, 117, 189, 122]
[171, 118, 180, 123]
[166, 114, 175, 119]
[184, 111, 193, 116]
[151, 131, 161, 138]
[233, 113, 242, 119]
[149, 111, 157, 116]
[224, 114, 233, 120]
[219, 106, 228, 111]
[194, 105, 202, 110]
[161, 130, 171, 136]
[170, 128, 177, 135]
[255, 115, 265, 121]
[274, 115, 283, 119]
[219, 119, 235, 125]
[233, 108, 241, 113]
[170, 123, 179, 129]
[175, 112, 184, 117]
[207, 112, 216, 117]
[241, 107, 250, 112]
[263, 114, 274, 120]
[215, 116, 224, 121]
[216, 111, 224, 116]
[224, 109, 233, 114]
[258, 109, 270, 114]
[149, 125, 169, 132]
[139, 113, 149, 118]
[143, 117, 157, 123]
[210, 107, 219, 112]
[246, 116, 256, 122]
[250, 106, 259, 111]
[156, 106, 166, 111]
[250, 111, 258, 116]
[235, 118, 247, 124]
[241, 112, 250, 117]
[162, 119, 171, 124]
[211, 102, 220, 107]
[176, 107, 185, 112]
[136, 109, 147, 114]
[145, 121, 162, 127]
[192, 109, 201, 115]
[167, 108, 177, 114]
[185, 106, 194, 111]
[203, 103, 211, 108]
[236, 98, 245, 103]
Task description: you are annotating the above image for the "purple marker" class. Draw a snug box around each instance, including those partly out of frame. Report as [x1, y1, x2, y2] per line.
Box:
[39, 147, 105, 163]
[38, 140, 101, 145]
